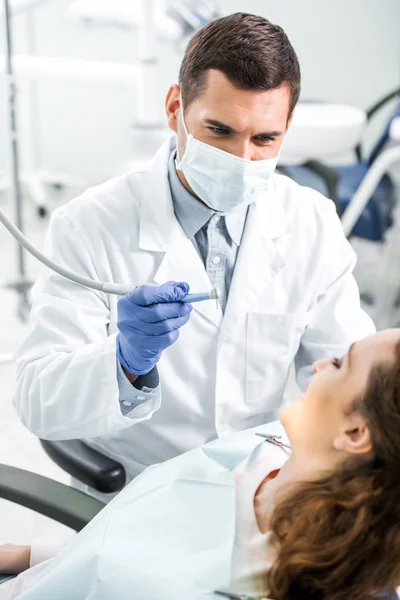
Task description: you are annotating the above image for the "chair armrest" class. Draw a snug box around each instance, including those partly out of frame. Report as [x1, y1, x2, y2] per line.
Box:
[355, 88, 400, 161]
[40, 439, 126, 494]
[365, 88, 400, 121]
[0, 464, 104, 531]
[302, 160, 341, 215]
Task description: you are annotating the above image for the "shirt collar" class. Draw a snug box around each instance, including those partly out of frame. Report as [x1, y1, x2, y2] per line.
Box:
[168, 143, 249, 246]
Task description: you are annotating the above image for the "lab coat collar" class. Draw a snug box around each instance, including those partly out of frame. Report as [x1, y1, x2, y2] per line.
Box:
[253, 176, 293, 241]
[223, 194, 293, 323]
[224, 204, 249, 247]
[137, 135, 176, 253]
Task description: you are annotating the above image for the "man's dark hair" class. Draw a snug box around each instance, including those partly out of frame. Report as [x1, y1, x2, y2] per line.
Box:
[179, 12, 301, 116]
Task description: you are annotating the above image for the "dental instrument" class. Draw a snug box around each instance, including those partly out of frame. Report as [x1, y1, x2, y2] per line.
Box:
[181, 289, 220, 307]
[255, 433, 291, 450]
[0, 207, 220, 304]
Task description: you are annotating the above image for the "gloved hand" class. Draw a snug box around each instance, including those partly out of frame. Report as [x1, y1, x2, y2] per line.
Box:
[116, 281, 192, 376]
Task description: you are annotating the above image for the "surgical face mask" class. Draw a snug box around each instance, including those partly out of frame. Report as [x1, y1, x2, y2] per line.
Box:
[176, 100, 279, 213]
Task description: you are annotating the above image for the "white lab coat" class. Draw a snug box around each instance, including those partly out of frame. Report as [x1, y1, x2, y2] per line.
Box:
[16, 423, 288, 600]
[15, 137, 374, 480]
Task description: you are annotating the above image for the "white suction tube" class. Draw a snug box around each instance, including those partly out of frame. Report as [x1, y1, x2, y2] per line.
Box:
[0, 208, 220, 303]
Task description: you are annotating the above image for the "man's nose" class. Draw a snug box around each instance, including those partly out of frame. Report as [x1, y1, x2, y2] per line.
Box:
[231, 139, 253, 160]
[313, 358, 332, 374]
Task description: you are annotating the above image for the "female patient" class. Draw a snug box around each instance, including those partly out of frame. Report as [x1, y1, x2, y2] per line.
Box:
[1, 329, 400, 600]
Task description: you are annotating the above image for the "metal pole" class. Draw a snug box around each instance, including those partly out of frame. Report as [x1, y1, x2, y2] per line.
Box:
[0, 0, 34, 364]
[2, 0, 33, 321]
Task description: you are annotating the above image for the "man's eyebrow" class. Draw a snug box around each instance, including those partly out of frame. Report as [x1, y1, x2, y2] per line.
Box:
[204, 118, 283, 138]
[254, 129, 283, 138]
[204, 119, 237, 133]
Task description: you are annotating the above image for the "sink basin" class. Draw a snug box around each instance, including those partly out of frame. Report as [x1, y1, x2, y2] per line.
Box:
[279, 103, 366, 165]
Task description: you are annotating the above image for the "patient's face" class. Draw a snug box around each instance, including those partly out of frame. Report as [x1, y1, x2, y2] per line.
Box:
[280, 329, 400, 459]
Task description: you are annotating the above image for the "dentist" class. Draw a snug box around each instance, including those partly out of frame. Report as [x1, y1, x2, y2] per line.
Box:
[15, 12, 374, 493]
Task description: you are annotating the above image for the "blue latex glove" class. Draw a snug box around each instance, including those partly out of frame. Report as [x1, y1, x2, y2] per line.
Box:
[116, 281, 193, 376]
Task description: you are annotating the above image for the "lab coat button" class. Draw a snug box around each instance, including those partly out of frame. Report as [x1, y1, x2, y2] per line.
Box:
[136, 395, 146, 401]
[212, 256, 221, 265]
[123, 401, 132, 407]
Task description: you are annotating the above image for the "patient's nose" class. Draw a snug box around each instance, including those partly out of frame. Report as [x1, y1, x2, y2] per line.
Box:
[313, 358, 332, 373]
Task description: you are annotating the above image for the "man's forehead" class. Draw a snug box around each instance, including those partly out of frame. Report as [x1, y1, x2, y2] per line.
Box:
[192, 70, 292, 121]
[204, 71, 289, 101]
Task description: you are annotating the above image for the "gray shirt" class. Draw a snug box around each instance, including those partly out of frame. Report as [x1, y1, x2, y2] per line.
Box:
[168, 148, 248, 314]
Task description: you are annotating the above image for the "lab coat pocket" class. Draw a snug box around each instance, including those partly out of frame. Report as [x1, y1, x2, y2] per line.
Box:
[246, 311, 312, 407]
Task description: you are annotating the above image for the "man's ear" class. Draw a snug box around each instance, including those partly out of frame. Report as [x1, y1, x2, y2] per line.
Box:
[333, 413, 373, 455]
[165, 84, 181, 132]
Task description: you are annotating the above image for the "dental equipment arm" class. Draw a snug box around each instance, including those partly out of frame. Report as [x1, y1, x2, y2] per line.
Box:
[0, 207, 219, 303]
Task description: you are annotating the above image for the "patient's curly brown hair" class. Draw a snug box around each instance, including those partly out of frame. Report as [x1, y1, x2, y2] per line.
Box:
[267, 340, 400, 600]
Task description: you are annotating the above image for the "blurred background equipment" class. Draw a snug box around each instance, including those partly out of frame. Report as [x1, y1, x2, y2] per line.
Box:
[68, 0, 221, 169]
[0, 0, 221, 325]
[0, 0, 87, 222]
[1, 0, 34, 332]
[280, 90, 400, 324]
[68, 0, 220, 43]
[279, 103, 367, 166]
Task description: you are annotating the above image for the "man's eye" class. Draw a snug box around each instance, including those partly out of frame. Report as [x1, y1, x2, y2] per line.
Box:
[255, 135, 274, 143]
[332, 357, 342, 369]
[208, 127, 229, 135]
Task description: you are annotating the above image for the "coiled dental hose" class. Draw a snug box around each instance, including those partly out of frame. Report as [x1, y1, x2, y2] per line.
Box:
[0, 207, 220, 303]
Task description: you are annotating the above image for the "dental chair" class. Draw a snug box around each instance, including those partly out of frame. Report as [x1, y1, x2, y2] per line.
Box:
[280, 88, 400, 240]
[40, 439, 126, 494]
[279, 89, 400, 317]
[0, 461, 105, 584]
[0, 462, 104, 530]
[39, 373, 157, 495]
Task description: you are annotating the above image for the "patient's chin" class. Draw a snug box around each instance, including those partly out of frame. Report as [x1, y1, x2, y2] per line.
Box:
[279, 400, 301, 438]
[279, 405, 291, 430]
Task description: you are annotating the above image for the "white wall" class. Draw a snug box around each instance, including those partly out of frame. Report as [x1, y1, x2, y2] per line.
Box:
[1, 0, 399, 184]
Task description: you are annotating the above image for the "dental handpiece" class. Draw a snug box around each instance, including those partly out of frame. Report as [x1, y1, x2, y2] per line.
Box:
[181, 289, 220, 306]
[0, 207, 220, 305]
